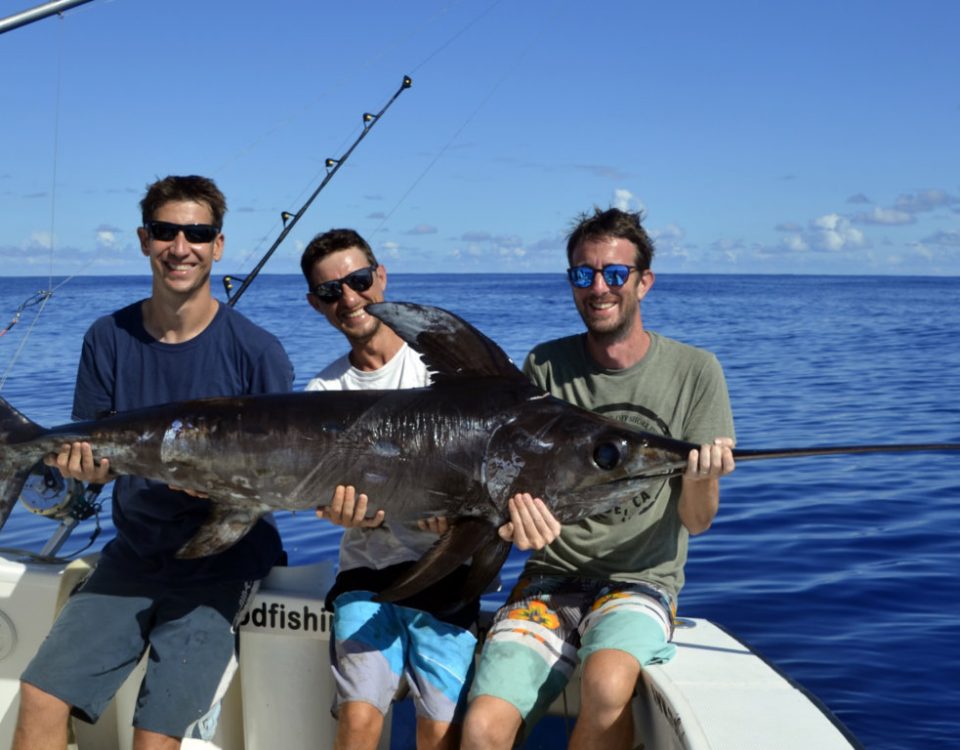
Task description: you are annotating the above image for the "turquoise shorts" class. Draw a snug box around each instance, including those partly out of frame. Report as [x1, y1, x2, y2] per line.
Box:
[469, 576, 676, 724]
[331, 590, 477, 723]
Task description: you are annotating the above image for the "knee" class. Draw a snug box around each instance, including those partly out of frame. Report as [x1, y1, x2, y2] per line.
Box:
[17, 681, 70, 724]
[462, 696, 522, 750]
[19, 682, 68, 713]
[580, 653, 640, 713]
[337, 701, 384, 743]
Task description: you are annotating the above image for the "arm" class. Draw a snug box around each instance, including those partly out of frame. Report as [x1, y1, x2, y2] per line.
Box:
[678, 437, 735, 535]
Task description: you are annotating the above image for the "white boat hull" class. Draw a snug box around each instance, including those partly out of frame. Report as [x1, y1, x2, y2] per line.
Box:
[0, 554, 861, 749]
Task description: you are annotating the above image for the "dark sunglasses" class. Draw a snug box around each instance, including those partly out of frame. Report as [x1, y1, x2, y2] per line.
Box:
[311, 265, 378, 304]
[567, 264, 638, 289]
[145, 220, 220, 244]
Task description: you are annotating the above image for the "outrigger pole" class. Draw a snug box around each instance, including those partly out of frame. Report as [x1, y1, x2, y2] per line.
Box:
[225, 74, 413, 307]
[0, 0, 95, 35]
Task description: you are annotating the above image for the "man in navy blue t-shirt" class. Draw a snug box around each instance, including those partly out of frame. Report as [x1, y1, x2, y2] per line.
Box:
[13, 175, 294, 750]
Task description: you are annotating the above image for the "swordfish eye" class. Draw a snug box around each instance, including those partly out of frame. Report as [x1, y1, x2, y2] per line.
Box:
[593, 441, 622, 470]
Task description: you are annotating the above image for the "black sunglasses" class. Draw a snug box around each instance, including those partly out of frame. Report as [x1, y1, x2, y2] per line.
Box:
[311, 265, 378, 304]
[567, 264, 638, 289]
[145, 220, 220, 244]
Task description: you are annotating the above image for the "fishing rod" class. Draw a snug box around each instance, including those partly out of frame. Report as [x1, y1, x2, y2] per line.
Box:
[0, 0, 95, 35]
[225, 74, 413, 307]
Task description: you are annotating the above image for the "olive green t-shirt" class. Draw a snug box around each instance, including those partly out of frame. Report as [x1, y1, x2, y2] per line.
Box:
[522, 330, 735, 602]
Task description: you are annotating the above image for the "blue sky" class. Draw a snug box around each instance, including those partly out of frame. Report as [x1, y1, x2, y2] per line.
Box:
[2, 0, 958, 277]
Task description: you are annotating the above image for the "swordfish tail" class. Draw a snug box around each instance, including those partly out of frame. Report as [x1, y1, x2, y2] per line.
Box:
[0, 395, 49, 527]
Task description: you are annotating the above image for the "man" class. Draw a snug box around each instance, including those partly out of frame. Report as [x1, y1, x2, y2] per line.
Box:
[462, 207, 736, 750]
[14, 175, 294, 750]
[302, 228, 559, 750]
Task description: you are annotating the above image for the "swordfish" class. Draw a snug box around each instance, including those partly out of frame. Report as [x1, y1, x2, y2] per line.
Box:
[1, 302, 958, 605]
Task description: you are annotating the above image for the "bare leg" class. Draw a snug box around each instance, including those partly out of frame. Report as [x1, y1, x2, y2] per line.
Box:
[133, 728, 181, 750]
[415, 717, 459, 749]
[461, 695, 523, 750]
[334, 700, 386, 750]
[11, 682, 71, 750]
[568, 650, 640, 750]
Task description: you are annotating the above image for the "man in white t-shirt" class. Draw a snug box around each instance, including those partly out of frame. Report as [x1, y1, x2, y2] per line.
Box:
[302, 228, 559, 750]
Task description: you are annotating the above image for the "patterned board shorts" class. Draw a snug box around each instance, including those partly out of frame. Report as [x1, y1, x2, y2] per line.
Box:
[330, 590, 478, 723]
[469, 575, 677, 723]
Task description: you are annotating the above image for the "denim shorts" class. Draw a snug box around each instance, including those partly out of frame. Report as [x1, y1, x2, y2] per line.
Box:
[21, 562, 256, 740]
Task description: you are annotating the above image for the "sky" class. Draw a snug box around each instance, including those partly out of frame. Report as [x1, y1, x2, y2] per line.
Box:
[1, 0, 959, 277]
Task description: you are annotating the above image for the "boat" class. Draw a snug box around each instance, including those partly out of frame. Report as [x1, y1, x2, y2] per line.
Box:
[0, 532, 864, 749]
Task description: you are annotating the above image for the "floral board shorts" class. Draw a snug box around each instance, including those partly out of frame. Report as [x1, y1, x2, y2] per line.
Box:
[468, 575, 676, 723]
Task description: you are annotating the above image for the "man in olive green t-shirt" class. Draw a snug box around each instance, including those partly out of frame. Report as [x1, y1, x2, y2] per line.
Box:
[463, 207, 736, 750]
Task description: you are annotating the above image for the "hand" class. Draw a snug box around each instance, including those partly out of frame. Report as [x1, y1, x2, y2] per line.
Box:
[316, 485, 384, 528]
[498, 493, 561, 550]
[417, 516, 450, 535]
[683, 437, 735, 482]
[44, 441, 110, 484]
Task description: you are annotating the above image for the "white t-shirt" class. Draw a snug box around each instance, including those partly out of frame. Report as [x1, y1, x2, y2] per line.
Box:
[306, 343, 437, 572]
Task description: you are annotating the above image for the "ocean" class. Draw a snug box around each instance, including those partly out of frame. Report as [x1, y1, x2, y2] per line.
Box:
[1, 273, 958, 749]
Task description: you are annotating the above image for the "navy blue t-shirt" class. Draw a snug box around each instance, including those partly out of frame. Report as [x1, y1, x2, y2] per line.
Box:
[72, 300, 294, 586]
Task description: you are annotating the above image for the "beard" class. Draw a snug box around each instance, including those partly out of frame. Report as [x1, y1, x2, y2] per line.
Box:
[576, 295, 637, 343]
[343, 315, 382, 345]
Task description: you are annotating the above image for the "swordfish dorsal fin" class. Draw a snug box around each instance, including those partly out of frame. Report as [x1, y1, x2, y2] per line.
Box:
[366, 302, 526, 383]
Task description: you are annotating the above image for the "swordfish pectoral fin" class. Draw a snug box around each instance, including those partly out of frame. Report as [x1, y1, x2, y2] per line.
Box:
[175, 502, 266, 559]
[376, 517, 499, 606]
[453, 535, 512, 611]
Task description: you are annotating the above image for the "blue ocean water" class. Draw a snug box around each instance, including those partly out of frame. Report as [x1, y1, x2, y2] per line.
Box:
[1, 273, 959, 749]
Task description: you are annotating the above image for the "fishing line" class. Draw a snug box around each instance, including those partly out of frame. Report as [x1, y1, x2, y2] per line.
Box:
[225, 76, 413, 306]
[217, 0, 509, 279]
[46, 10, 65, 286]
[0, 11, 71, 389]
[366, 0, 566, 243]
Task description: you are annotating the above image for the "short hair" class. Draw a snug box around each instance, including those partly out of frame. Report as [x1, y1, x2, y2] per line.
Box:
[566, 207, 655, 271]
[300, 228, 377, 283]
[140, 175, 227, 228]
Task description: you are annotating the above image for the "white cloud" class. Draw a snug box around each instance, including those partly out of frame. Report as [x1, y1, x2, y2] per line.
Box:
[783, 234, 808, 252]
[893, 189, 957, 214]
[96, 227, 120, 249]
[613, 189, 645, 214]
[809, 213, 865, 252]
[379, 241, 400, 259]
[921, 230, 960, 247]
[29, 231, 53, 250]
[850, 206, 914, 225]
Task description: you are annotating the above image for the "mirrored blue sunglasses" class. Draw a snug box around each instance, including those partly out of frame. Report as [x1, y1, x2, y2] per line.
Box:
[566, 264, 637, 289]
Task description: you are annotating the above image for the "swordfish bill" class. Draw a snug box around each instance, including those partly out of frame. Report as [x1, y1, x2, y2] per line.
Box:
[2, 302, 960, 608]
